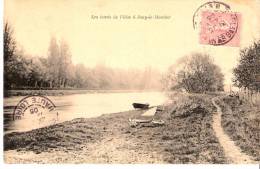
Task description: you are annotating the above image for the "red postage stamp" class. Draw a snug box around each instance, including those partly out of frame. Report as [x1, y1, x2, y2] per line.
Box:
[199, 11, 241, 46]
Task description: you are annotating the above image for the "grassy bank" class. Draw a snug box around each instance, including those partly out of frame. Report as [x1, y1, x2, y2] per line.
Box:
[151, 93, 226, 163]
[4, 110, 142, 154]
[216, 96, 260, 161]
[4, 93, 227, 163]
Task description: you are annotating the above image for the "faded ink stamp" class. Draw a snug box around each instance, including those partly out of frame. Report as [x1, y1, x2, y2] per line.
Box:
[13, 95, 59, 127]
[193, 1, 241, 47]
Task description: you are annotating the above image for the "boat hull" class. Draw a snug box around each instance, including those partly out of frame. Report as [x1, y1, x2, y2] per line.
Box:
[132, 103, 149, 109]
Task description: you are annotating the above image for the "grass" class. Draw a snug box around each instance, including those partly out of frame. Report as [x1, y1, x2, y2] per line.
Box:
[216, 96, 260, 161]
[4, 118, 104, 154]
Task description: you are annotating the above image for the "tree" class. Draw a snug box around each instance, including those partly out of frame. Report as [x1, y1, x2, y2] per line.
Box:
[74, 64, 88, 88]
[4, 22, 16, 90]
[59, 39, 73, 87]
[161, 65, 178, 90]
[3, 22, 25, 90]
[165, 53, 224, 93]
[47, 36, 60, 88]
[93, 64, 114, 89]
[233, 40, 260, 91]
[26, 56, 48, 88]
[4, 22, 16, 62]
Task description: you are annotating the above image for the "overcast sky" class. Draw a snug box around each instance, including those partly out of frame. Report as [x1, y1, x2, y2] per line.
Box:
[4, 0, 260, 84]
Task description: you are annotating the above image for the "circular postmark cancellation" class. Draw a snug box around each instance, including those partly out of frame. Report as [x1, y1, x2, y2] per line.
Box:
[193, 1, 232, 30]
[193, 1, 240, 46]
[13, 95, 58, 126]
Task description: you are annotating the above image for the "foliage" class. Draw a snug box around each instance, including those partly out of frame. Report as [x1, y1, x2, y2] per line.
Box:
[164, 53, 224, 93]
[233, 40, 260, 91]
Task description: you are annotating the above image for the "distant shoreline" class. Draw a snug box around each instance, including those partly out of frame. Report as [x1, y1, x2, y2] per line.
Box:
[5, 89, 164, 97]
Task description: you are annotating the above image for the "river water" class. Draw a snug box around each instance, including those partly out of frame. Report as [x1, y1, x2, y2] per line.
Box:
[4, 91, 168, 133]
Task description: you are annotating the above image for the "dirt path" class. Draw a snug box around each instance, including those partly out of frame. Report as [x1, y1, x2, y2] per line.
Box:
[212, 98, 255, 164]
[4, 135, 164, 164]
[83, 134, 164, 163]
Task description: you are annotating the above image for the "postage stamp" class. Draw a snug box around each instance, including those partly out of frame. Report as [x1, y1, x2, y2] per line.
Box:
[13, 95, 58, 125]
[193, 1, 241, 46]
[200, 11, 241, 46]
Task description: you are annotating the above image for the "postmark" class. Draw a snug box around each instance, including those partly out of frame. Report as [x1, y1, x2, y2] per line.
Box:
[193, 1, 231, 30]
[193, 1, 241, 46]
[13, 95, 59, 125]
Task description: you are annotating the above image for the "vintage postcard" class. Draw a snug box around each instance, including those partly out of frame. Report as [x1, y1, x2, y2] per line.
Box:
[2, 0, 260, 165]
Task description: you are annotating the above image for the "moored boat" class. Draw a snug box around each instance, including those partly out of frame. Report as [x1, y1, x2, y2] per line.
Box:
[132, 103, 149, 109]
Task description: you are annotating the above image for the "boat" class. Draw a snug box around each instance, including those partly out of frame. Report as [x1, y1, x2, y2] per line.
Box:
[132, 103, 149, 109]
[129, 118, 152, 123]
[128, 118, 165, 127]
[151, 120, 165, 125]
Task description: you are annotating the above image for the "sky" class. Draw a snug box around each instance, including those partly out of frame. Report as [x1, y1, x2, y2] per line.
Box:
[4, 0, 260, 85]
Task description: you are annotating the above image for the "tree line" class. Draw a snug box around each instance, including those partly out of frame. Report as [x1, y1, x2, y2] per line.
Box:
[4, 22, 162, 91]
[6, 20, 257, 94]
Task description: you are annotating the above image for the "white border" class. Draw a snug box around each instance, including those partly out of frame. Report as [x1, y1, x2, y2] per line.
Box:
[1, 0, 4, 166]
[1, 164, 260, 169]
[0, 0, 259, 168]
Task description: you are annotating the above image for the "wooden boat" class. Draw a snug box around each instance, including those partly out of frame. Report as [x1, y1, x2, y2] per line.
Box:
[128, 118, 165, 127]
[132, 103, 149, 109]
[151, 120, 165, 125]
[129, 118, 152, 123]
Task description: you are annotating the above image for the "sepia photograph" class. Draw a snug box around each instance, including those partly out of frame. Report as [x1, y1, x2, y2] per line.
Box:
[2, 0, 260, 166]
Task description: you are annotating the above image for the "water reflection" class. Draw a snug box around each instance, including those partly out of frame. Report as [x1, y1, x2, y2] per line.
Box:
[4, 92, 167, 133]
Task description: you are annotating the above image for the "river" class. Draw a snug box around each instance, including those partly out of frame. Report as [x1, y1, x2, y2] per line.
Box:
[4, 91, 168, 133]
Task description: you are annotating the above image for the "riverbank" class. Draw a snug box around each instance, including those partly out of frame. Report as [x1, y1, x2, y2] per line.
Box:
[4, 93, 227, 163]
[4, 109, 164, 163]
